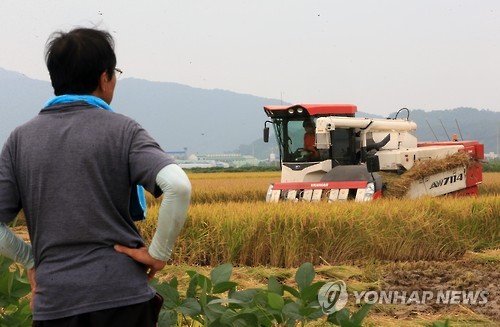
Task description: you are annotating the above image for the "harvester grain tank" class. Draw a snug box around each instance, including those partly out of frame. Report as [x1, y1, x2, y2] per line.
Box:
[263, 104, 483, 202]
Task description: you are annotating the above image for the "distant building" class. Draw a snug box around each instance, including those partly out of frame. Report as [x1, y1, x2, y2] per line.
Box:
[269, 152, 278, 162]
[196, 153, 260, 167]
[484, 152, 498, 160]
[166, 147, 189, 160]
[168, 151, 264, 168]
[176, 160, 229, 169]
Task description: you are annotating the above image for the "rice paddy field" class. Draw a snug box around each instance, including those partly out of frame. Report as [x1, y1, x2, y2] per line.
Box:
[137, 171, 500, 326]
[11, 171, 499, 325]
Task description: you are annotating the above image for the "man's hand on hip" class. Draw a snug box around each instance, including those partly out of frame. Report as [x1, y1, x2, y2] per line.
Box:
[114, 245, 166, 280]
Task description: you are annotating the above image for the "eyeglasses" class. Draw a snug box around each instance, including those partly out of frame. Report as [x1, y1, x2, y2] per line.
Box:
[114, 68, 123, 79]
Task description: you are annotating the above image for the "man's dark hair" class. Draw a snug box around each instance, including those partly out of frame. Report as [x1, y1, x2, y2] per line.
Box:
[45, 28, 117, 95]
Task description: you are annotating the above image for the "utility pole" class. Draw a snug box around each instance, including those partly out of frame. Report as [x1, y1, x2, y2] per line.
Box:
[497, 121, 499, 158]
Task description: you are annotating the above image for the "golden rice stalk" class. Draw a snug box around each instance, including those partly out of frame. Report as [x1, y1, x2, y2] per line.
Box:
[137, 195, 500, 268]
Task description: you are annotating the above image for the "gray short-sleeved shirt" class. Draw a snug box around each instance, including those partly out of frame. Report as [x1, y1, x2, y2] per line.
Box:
[0, 102, 174, 320]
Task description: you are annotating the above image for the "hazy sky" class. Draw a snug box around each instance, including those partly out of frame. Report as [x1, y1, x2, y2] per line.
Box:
[1, 0, 499, 115]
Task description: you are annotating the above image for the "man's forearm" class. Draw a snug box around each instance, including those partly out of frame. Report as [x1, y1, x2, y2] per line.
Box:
[0, 223, 34, 268]
[148, 164, 191, 262]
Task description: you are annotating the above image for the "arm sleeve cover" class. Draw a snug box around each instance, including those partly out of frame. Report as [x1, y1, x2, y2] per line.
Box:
[0, 223, 35, 268]
[148, 164, 191, 261]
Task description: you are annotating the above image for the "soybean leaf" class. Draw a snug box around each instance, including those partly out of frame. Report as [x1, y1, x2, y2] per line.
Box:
[186, 270, 197, 278]
[210, 263, 233, 286]
[209, 298, 246, 305]
[0, 297, 10, 307]
[350, 303, 373, 325]
[159, 286, 180, 309]
[9, 275, 31, 299]
[158, 309, 177, 327]
[7, 269, 14, 296]
[212, 281, 238, 294]
[198, 274, 213, 293]
[0, 265, 15, 296]
[295, 262, 315, 293]
[187, 274, 199, 298]
[300, 281, 325, 303]
[219, 308, 238, 324]
[243, 307, 274, 327]
[4, 299, 31, 327]
[253, 290, 268, 307]
[299, 305, 324, 320]
[282, 302, 302, 321]
[0, 272, 11, 295]
[178, 297, 202, 316]
[232, 313, 259, 327]
[282, 285, 300, 298]
[200, 285, 208, 307]
[205, 303, 227, 322]
[327, 308, 351, 325]
[299, 306, 316, 316]
[267, 292, 285, 310]
[0, 256, 13, 271]
[168, 277, 178, 289]
[230, 289, 259, 303]
[257, 306, 284, 324]
[268, 276, 283, 295]
[18, 298, 32, 316]
[14, 267, 29, 284]
[150, 279, 180, 308]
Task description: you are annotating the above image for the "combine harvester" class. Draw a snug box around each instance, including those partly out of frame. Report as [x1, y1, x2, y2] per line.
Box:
[263, 104, 483, 202]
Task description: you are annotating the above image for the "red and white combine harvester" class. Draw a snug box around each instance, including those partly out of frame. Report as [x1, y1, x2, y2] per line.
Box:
[263, 104, 484, 202]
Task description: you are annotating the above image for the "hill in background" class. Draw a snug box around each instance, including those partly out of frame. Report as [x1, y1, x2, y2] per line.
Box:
[1, 67, 499, 159]
[0, 68, 282, 154]
[112, 78, 282, 154]
[402, 108, 499, 155]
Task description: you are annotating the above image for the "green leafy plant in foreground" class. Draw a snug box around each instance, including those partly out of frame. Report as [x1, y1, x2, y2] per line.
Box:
[0, 256, 32, 327]
[432, 320, 450, 327]
[0, 257, 373, 326]
[151, 262, 372, 327]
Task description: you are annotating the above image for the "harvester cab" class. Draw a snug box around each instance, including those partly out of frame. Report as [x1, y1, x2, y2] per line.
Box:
[263, 104, 483, 202]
